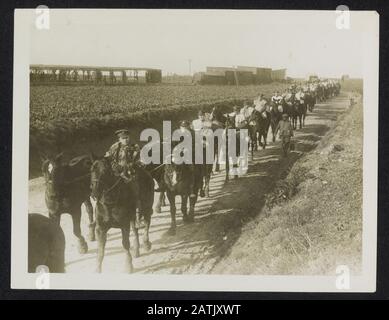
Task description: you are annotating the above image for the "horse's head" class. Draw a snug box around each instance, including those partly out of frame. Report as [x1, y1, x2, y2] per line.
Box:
[41, 152, 66, 197]
[90, 157, 111, 200]
[225, 115, 235, 129]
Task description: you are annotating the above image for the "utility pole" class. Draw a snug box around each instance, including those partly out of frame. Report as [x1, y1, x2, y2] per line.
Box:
[188, 59, 192, 76]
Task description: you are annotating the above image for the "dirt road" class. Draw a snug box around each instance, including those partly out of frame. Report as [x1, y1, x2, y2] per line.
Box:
[28, 93, 350, 274]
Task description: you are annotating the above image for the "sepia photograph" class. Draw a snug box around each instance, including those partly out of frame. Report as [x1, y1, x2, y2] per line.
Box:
[11, 8, 378, 291]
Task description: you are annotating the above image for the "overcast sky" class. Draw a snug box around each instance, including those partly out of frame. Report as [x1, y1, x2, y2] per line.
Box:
[29, 9, 373, 78]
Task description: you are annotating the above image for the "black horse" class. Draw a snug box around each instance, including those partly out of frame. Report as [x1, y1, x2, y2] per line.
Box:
[305, 91, 316, 112]
[28, 213, 65, 273]
[90, 158, 154, 273]
[248, 109, 271, 153]
[162, 159, 203, 235]
[148, 139, 203, 235]
[296, 98, 308, 129]
[41, 153, 95, 254]
[269, 103, 283, 142]
[285, 100, 298, 130]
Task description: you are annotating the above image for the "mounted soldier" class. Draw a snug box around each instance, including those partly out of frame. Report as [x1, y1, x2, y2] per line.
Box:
[254, 94, 267, 113]
[235, 107, 248, 129]
[104, 129, 145, 227]
[191, 110, 206, 132]
[271, 91, 284, 112]
[177, 120, 201, 198]
[240, 100, 253, 121]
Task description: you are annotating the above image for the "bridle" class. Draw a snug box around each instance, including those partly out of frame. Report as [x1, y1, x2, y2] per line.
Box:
[91, 175, 122, 200]
[149, 163, 165, 173]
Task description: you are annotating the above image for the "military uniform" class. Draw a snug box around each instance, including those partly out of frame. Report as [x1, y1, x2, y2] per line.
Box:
[105, 130, 144, 227]
[105, 141, 141, 177]
[176, 121, 205, 197]
[271, 95, 283, 105]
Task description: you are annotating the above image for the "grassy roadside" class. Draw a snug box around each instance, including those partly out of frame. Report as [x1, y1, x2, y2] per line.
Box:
[211, 93, 363, 275]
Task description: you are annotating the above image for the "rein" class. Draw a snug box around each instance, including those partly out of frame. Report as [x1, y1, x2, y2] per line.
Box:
[63, 173, 91, 185]
[103, 177, 123, 195]
[45, 172, 91, 189]
[149, 163, 165, 173]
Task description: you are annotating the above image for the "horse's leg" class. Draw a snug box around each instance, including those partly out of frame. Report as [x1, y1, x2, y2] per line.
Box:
[252, 129, 258, 150]
[84, 199, 95, 242]
[154, 191, 164, 213]
[49, 212, 61, 226]
[233, 162, 239, 179]
[250, 132, 254, 160]
[130, 217, 140, 258]
[199, 165, 205, 197]
[264, 125, 269, 147]
[166, 191, 176, 235]
[299, 113, 302, 129]
[214, 140, 220, 172]
[161, 192, 167, 206]
[181, 195, 189, 224]
[188, 194, 197, 222]
[121, 227, 134, 273]
[204, 166, 211, 197]
[262, 132, 266, 149]
[204, 175, 209, 197]
[255, 129, 259, 150]
[95, 225, 107, 273]
[72, 207, 88, 254]
[142, 210, 152, 251]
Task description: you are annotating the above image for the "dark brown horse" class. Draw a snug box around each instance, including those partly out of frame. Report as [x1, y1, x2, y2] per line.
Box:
[162, 158, 203, 235]
[247, 110, 271, 153]
[305, 91, 316, 112]
[41, 153, 95, 254]
[269, 103, 283, 142]
[28, 213, 65, 273]
[294, 93, 308, 129]
[90, 158, 154, 273]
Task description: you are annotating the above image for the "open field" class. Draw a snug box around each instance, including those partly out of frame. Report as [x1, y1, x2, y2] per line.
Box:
[30, 83, 287, 133]
[29, 82, 288, 178]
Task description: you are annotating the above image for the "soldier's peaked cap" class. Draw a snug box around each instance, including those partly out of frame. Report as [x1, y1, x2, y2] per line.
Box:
[115, 129, 130, 137]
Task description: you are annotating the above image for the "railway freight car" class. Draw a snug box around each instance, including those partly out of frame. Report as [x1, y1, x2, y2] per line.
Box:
[225, 70, 254, 85]
[271, 69, 287, 81]
[255, 67, 272, 84]
[199, 71, 227, 85]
